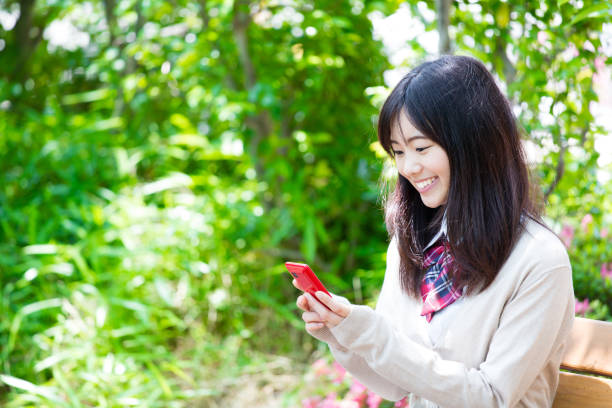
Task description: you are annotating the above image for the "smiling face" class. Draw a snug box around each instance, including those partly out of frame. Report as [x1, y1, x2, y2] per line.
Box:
[390, 111, 451, 209]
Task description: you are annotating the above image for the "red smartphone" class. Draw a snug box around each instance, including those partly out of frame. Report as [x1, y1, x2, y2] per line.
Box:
[285, 262, 331, 309]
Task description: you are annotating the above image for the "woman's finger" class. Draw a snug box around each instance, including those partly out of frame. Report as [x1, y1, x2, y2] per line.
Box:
[306, 322, 325, 331]
[305, 292, 347, 328]
[292, 279, 305, 292]
[315, 291, 351, 318]
[302, 311, 323, 323]
[296, 294, 311, 312]
[306, 293, 333, 320]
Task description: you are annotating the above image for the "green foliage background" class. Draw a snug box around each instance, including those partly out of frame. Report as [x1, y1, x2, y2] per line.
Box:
[0, 0, 610, 406]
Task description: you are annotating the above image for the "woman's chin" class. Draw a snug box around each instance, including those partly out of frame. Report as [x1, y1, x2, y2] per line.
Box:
[420, 195, 444, 209]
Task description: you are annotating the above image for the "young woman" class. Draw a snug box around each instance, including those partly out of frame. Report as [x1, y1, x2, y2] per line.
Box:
[293, 55, 574, 407]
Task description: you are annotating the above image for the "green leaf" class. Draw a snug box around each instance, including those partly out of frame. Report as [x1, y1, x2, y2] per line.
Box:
[7, 299, 63, 361]
[61, 88, 113, 105]
[87, 117, 124, 132]
[169, 133, 210, 148]
[269, 210, 294, 246]
[251, 291, 302, 329]
[169, 113, 194, 131]
[141, 172, 193, 195]
[0, 375, 67, 406]
[301, 215, 317, 263]
[145, 361, 173, 398]
[567, 4, 612, 25]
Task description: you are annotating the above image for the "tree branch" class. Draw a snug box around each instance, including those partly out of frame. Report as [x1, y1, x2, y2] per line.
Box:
[544, 142, 566, 202]
[11, 0, 41, 82]
[232, 0, 256, 89]
[111, 0, 146, 118]
[494, 36, 517, 85]
[436, 0, 452, 55]
[232, 0, 272, 180]
[199, 0, 209, 30]
[103, 0, 117, 45]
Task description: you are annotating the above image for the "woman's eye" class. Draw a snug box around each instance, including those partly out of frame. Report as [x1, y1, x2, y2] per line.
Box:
[416, 146, 431, 152]
[393, 150, 404, 156]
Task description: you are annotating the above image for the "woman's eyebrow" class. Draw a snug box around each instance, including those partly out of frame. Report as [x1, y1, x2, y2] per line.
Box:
[391, 135, 427, 145]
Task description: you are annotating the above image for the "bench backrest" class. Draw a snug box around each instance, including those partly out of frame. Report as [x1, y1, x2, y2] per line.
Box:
[552, 317, 612, 408]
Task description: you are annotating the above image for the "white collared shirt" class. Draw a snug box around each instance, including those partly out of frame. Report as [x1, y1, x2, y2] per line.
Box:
[424, 212, 447, 250]
[420, 211, 465, 339]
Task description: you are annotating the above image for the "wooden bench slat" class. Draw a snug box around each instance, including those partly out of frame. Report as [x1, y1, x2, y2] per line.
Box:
[561, 317, 612, 377]
[552, 372, 612, 408]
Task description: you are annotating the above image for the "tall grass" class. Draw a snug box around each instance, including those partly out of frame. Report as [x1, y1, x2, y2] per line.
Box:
[0, 118, 325, 405]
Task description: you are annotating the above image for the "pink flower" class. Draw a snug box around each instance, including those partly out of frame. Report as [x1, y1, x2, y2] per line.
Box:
[560, 224, 574, 248]
[312, 358, 330, 377]
[302, 397, 322, 408]
[338, 401, 360, 408]
[367, 392, 383, 408]
[581, 214, 594, 233]
[537, 31, 548, 45]
[320, 393, 340, 408]
[575, 298, 590, 315]
[601, 228, 608, 239]
[347, 379, 367, 404]
[349, 379, 367, 394]
[332, 361, 346, 384]
[349, 379, 367, 395]
[593, 56, 606, 84]
[601, 263, 612, 281]
[394, 397, 409, 407]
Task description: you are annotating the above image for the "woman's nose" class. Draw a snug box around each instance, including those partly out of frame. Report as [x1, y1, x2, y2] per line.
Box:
[403, 159, 423, 175]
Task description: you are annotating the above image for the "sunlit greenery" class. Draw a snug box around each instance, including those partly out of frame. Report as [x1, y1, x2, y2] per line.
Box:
[1, 0, 610, 406]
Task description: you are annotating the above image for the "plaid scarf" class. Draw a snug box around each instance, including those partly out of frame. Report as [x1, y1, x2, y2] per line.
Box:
[420, 237, 463, 323]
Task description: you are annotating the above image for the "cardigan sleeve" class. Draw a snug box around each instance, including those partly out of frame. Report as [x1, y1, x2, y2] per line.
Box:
[308, 325, 406, 400]
[329, 243, 574, 407]
[303, 244, 407, 401]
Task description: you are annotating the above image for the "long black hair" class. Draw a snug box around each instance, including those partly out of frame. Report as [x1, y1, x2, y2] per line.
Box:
[378, 55, 542, 297]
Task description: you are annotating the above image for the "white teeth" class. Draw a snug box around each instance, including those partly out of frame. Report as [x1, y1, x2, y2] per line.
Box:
[415, 177, 436, 189]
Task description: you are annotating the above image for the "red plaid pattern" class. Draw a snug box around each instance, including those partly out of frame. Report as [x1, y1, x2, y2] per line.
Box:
[420, 238, 463, 323]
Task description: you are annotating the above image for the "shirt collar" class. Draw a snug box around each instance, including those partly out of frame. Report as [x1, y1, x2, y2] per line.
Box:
[424, 211, 447, 251]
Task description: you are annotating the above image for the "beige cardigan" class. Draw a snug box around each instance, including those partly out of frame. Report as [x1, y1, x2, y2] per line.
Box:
[312, 220, 574, 407]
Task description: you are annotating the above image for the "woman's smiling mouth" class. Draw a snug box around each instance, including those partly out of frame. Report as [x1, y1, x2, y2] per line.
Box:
[414, 177, 438, 192]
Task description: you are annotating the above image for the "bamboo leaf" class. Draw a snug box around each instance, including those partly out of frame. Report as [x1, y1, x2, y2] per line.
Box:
[568, 4, 611, 25]
[301, 215, 317, 263]
[61, 88, 113, 105]
[0, 375, 67, 405]
[145, 361, 173, 398]
[7, 298, 63, 357]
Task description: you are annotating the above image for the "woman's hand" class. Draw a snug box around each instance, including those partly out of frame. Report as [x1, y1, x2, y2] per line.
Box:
[293, 279, 352, 330]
